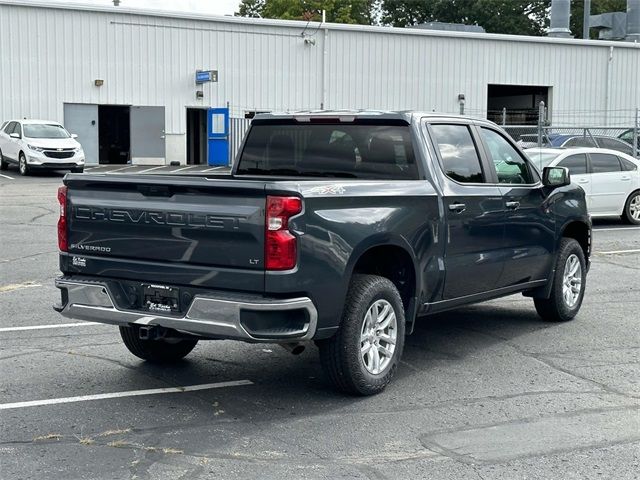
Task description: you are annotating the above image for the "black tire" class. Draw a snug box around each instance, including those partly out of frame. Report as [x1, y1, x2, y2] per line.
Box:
[534, 238, 586, 322]
[318, 274, 405, 396]
[622, 190, 640, 225]
[71, 167, 84, 174]
[0, 149, 7, 170]
[18, 152, 29, 176]
[119, 326, 198, 363]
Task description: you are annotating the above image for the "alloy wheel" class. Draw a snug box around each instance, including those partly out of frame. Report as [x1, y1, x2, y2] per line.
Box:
[562, 254, 582, 308]
[629, 193, 640, 222]
[360, 299, 397, 375]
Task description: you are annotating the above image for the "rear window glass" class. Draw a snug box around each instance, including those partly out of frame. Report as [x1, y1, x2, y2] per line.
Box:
[237, 122, 417, 179]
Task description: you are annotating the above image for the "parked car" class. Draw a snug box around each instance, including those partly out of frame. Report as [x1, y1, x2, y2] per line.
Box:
[526, 147, 640, 224]
[515, 134, 552, 149]
[54, 112, 591, 395]
[548, 133, 638, 157]
[618, 129, 640, 150]
[0, 119, 85, 175]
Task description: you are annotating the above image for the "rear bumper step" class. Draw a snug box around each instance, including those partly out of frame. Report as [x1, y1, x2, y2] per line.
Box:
[54, 278, 317, 342]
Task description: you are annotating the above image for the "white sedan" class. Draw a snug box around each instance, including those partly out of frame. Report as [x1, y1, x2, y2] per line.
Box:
[0, 119, 85, 175]
[526, 147, 640, 224]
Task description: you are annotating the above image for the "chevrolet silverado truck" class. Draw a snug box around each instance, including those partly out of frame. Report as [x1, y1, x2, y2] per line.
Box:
[54, 111, 591, 395]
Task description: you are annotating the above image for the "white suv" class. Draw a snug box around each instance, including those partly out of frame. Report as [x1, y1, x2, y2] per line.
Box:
[0, 120, 85, 175]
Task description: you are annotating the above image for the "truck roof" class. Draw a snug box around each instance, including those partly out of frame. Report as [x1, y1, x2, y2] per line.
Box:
[254, 110, 496, 126]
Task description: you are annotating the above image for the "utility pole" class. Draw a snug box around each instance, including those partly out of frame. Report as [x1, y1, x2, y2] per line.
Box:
[583, 0, 591, 39]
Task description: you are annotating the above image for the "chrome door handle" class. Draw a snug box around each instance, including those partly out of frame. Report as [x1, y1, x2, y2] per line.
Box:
[505, 201, 520, 210]
[448, 203, 466, 213]
[577, 179, 589, 183]
[621, 176, 631, 181]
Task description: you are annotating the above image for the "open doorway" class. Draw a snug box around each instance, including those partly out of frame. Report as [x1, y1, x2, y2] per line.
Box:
[98, 105, 130, 164]
[186, 108, 207, 165]
[487, 85, 550, 125]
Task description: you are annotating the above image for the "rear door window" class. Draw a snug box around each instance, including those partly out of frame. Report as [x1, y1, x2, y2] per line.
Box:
[590, 153, 622, 173]
[237, 122, 417, 179]
[430, 124, 485, 183]
[557, 154, 588, 175]
[480, 127, 534, 184]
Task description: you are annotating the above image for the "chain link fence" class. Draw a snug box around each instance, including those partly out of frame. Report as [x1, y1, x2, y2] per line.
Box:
[487, 104, 640, 158]
[227, 105, 640, 164]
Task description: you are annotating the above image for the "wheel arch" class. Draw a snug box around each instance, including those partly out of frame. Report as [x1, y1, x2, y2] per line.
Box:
[345, 235, 419, 331]
[560, 220, 591, 261]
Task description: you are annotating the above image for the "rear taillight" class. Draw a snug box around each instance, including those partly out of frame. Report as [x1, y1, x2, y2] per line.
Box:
[265, 195, 302, 270]
[57, 186, 68, 252]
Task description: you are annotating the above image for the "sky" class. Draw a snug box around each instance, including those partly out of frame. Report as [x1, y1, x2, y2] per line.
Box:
[47, 0, 240, 16]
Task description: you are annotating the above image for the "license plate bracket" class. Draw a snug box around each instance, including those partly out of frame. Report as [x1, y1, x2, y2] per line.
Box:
[142, 284, 180, 314]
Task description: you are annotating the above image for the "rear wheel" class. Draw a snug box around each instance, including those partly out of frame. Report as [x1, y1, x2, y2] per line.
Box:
[119, 325, 198, 363]
[318, 274, 405, 396]
[18, 152, 29, 176]
[534, 238, 586, 322]
[0, 149, 7, 170]
[622, 190, 640, 225]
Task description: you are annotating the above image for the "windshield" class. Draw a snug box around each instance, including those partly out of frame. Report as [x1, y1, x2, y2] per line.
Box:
[525, 151, 561, 171]
[236, 122, 418, 180]
[23, 124, 70, 139]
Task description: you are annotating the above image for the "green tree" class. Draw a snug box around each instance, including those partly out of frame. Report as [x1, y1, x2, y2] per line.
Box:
[570, 0, 627, 38]
[236, 0, 378, 24]
[380, 0, 549, 36]
[236, 0, 265, 18]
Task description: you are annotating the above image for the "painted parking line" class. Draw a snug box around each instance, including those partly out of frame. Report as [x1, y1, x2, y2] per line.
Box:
[593, 227, 640, 232]
[0, 380, 254, 410]
[200, 166, 229, 173]
[170, 165, 197, 173]
[596, 249, 640, 255]
[0, 173, 14, 180]
[0, 322, 101, 333]
[0, 282, 41, 293]
[137, 166, 166, 174]
[106, 166, 138, 173]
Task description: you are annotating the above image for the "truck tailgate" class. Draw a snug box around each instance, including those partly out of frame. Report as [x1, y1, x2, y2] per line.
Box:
[64, 174, 267, 288]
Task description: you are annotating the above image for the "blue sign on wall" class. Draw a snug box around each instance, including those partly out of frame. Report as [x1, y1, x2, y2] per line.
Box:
[195, 70, 218, 84]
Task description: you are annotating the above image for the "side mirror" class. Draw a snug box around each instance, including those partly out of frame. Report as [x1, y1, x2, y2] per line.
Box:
[543, 166, 570, 187]
[9, 132, 20, 139]
[71, 134, 78, 139]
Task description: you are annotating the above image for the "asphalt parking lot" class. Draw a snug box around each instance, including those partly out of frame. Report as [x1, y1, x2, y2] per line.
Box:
[1, 169, 639, 480]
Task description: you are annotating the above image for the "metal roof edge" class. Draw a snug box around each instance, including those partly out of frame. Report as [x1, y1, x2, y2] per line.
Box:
[2, 0, 640, 49]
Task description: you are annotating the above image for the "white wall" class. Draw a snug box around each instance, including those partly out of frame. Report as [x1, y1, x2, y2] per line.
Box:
[1, 1, 639, 164]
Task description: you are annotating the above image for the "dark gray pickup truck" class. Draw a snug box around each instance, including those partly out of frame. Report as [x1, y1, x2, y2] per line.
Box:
[54, 111, 591, 395]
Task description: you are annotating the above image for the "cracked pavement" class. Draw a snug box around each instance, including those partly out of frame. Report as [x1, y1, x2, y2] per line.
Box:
[1, 172, 639, 479]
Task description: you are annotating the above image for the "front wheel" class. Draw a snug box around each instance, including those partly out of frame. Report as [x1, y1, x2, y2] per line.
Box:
[119, 326, 198, 363]
[18, 153, 29, 176]
[0, 149, 7, 170]
[534, 238, 586, 322]
[318, 274, 405, 396]
[622, 190, 640, 225]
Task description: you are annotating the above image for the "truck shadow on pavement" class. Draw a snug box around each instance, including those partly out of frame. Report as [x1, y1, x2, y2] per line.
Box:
[112, 301, 554, 408]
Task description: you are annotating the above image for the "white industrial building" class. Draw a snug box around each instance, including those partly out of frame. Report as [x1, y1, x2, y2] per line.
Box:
[1, 0, 639, 166]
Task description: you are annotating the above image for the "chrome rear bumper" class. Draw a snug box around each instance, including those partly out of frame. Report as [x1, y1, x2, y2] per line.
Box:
[54, 278, 317, 342]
